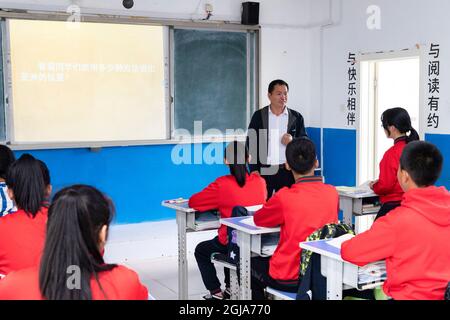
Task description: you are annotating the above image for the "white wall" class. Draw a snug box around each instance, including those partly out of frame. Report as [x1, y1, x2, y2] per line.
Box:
[319, 0, 450, 134]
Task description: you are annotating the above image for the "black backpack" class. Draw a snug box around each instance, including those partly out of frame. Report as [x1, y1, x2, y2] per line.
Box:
[296, 223, 355, 300]
[226, 206, 249, 266]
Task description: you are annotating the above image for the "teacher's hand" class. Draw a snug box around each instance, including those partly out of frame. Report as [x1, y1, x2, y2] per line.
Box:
[281, 133, 293, 146]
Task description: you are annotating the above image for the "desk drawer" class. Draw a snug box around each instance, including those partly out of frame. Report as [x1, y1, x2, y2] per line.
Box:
[187, 211, 220, 231]
[251, 232, 279, 256]
[321, 258, 386, 290]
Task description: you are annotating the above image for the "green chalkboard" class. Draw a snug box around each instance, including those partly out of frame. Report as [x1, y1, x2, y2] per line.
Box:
[173, 29, 250, 136]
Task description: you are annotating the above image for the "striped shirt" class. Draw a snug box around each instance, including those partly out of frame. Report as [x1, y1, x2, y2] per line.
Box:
[0, 183, 16, 217]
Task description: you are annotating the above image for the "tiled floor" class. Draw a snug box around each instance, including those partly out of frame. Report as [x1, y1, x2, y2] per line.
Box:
[104, 220, 226, 300]
[124, 255, 226, 300]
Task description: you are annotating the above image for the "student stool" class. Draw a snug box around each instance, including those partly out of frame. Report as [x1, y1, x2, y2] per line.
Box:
[211, 253, 239, 300]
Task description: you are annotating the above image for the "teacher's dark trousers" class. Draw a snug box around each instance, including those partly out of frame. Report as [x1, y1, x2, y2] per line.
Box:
[261, 164, 295, 199]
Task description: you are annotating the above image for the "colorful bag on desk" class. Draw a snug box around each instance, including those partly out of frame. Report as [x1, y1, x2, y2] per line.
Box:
[227, 206, 249, 266]
[296, 222, 355, 300]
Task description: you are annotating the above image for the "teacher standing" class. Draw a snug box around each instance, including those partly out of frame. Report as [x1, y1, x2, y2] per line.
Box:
[247, 79, 308, 198]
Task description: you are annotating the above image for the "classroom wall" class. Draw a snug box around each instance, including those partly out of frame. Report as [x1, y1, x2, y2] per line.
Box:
[2, 0, 319, 224]
[313, 0, 450, 188]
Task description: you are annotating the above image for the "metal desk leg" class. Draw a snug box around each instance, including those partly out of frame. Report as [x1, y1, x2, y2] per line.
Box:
[238, 231, 252, 300]
[325, 257, 343, 300]
[340, 197, 353, 226]
[176, 210, 188, 300]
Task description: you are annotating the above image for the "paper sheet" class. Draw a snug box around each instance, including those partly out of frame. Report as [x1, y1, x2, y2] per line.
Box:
[326, 233, 355, 249]
[240, 217, 256, 227]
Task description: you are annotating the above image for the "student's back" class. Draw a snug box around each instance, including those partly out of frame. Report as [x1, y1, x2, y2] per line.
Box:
[0, 265, 147, 300]
[0, 184, 148, 300]
[0, 154, 50, 276]
[342, 186, 450, 299]
[0, 207, 48, 275]
[255, 177, 338, 280]
[190, 172, 266, 245]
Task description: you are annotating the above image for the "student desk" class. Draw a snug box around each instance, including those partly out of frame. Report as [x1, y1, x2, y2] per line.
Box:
[220, 215, 280, 300]
[337, 189, 380, 234]
[300, 239, 385, 300]
[161, 199, 220, 300]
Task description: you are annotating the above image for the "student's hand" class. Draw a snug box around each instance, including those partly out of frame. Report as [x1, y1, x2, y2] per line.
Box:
[369, 180, 378, 190]
[281, 133, 293, 146]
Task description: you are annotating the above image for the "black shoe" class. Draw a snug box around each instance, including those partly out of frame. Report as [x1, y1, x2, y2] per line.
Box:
[202, 291, 224, 300]
[223, 288, 231, 300]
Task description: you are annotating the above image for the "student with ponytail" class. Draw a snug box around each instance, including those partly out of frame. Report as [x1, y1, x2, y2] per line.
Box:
[189, 141, 267, 299]
[370, 107, 420, 220]
[0, 185, 148, 300]
[0, 154, 51, 276]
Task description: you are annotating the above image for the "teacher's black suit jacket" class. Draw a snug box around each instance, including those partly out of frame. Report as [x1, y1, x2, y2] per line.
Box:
[246, 105, 308, 173]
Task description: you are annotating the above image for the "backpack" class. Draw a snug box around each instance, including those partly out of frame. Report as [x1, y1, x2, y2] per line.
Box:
[296, 222, 355, 300]
[227, 206, 249, 266]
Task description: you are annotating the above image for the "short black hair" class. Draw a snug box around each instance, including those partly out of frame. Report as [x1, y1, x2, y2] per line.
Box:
[0, 145, 15, 179]
[400, 141, 443, 187]
[268, 79, 289, 93]
[286, 137, 316, 175]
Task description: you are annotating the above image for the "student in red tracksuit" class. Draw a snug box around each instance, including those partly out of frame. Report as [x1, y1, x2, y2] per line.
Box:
[252, 137, 339, 299]
[0, 184, 148, 300]
[369, 108, 419, 220]
[189, 141, 267, 300]
[342, 141, 450, 300]
[0, 154, 51, 276]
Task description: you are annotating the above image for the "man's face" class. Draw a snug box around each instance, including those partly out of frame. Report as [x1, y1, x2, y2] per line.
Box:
[268, 84, 288, 109]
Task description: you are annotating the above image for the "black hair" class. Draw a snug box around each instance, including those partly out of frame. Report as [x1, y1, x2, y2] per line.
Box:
[39, 184, 117, 300]
[381, 107, 420, 143]
[0, 145, 15, 180]
[285, 137, 317, 175]
[5, 154, 50, 217]
[225, 141, 249, 188]
[399, 141, 443, 187]
[268, 79, 289, 93]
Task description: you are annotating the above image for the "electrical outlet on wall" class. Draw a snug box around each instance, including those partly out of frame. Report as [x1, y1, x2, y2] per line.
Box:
[205, 3, 213, 13]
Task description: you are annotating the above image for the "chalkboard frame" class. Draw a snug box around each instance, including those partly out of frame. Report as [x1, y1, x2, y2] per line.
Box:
[0, 13, 259, 150]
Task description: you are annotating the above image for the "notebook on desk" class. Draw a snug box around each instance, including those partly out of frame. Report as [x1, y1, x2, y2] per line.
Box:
[357, 260, 387, 289]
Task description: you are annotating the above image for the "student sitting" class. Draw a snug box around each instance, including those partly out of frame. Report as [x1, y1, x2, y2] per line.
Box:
[342, 141, 450, 300]
[0, 154, 51, 276]
[189, 141, 267, 300]
[251, 137, 338, 299]
[0, 184, 148, 300]
[0, 145, 16, 217]
[369, 108, 419, 220]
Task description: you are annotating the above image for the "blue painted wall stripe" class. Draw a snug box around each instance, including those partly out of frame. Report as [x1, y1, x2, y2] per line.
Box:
[15, 143, 228, 224]
[323, 128, 356, 187]
[12, 129, 448, 225]
[425, 133, 450, 190]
